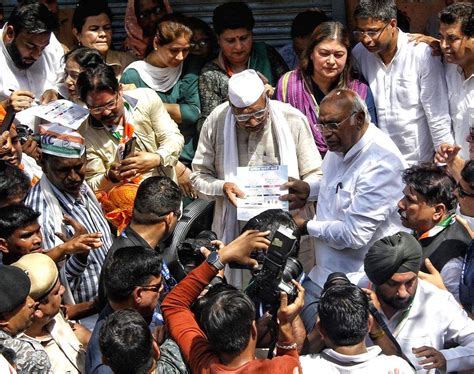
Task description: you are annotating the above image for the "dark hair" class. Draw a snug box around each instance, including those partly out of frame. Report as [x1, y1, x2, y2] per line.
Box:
[291, 9, 328, 39]
[354, 0, 397, 22]
[154, 13, 192, 46]
[76, 64, 118, 102]
[0, 204, 40, 239]
[132, 176, 182, 225]
[462, 160, 474, 189]
[0, 161, 30, 207]
[72, 0, 113, 32]
[402, 163, 457, 212]
[103, 246, 162, 303]
[197, 289, 255, 355]
[63, 46, 104, 68]
[318, 284, 369, 346]
[188, 15, 216, 45]
[99, 309, 154, 374]
[300, 21, 352, 89]
[440, 3, 474, 37]
[8, 2, 58, 34]
[212, 2, 255, 35]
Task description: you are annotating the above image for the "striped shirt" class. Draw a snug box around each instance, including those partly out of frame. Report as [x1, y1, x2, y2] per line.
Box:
[26, 178, 113, 303]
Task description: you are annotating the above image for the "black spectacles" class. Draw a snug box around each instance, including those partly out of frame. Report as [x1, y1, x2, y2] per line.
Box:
[456, 183, 474, 198]
[136, 283, 162, 293]
[353, 23, 390, 41]
[88, 93, 119, 115]
[138, 6, 162, 19]
[190, 40, 210, 49]
[317, 112, 357, 132]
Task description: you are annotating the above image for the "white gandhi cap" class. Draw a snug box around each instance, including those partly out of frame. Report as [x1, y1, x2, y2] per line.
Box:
[228, 69, 265, 108]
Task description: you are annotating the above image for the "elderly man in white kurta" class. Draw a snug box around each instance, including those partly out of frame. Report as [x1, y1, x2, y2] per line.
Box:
[284, 88, 407, 332]
[191, 69, 322, 286]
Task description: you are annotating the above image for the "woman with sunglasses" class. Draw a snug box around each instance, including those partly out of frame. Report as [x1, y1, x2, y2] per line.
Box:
[72, 0, 136, 79]
[121, 15, 203, 199]
[276, 21, 377, 157]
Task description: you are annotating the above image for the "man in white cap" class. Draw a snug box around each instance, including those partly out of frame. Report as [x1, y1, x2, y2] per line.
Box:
[191, 69, 322, 286]
[25, 123, 113, 305]
[13, 253, 87, 374]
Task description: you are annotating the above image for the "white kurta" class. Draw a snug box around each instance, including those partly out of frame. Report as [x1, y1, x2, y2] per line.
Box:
[300, 346, 414, 373]
[0, 25, 64, 101]
[352, 30, 453, 165]
[307, 124, 408, 288]
[445, 63, 474, 161]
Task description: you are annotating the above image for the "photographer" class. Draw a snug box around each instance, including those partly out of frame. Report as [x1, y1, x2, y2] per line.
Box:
[161, 230, 304, 373]
[300, 276, 413, 373]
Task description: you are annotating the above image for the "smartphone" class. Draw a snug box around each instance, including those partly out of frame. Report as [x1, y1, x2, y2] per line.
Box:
[0, 107, 16, 133]
[122, 137, 137, 159]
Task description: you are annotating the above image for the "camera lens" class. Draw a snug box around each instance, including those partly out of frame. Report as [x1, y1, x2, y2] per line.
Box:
[281, 257, 303, 283]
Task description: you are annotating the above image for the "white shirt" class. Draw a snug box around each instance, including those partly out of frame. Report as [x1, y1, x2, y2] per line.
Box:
[352, 30, 453, 165]
[300, 346, 414, 373]
[352, 275, 474, 373]
[0, 25, 64, 101]
[306, 124, 407, 287]
[445, 63, 474, 160]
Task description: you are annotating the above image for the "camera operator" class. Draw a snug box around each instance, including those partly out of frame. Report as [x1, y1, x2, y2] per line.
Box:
[161, 230, 305, 373]
[97, 176, 182, 309]
[300, 275, 413, 373]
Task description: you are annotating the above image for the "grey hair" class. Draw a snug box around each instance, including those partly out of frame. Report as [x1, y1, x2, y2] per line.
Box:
[351, 93, 371, 125]
[354, 0, 397, 22]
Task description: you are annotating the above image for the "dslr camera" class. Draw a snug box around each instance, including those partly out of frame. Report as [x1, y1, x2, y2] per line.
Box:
[245, 225, 304, 314]
[176, 230, 219, 274]
[15, 125, 41, 145]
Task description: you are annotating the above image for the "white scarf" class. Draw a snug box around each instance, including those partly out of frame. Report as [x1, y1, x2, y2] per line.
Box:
[123, 60, 182, 92]
[221, 100, 300, 245]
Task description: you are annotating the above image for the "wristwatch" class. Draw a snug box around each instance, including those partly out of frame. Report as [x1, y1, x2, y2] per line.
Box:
[206, 251, 225, 270]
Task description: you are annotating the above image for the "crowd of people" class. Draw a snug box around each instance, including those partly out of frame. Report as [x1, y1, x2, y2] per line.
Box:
[0, 0, 472, 372]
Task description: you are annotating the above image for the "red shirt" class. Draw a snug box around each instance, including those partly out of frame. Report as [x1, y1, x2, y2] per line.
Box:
[161, 262, 301, 373]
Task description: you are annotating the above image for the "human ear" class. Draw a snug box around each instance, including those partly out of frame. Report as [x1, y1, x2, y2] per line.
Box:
[72, 28, 81, 44]
[433, 203, 446, 221]
[5, 26, 15, 43]
[0, 238, 9, 254]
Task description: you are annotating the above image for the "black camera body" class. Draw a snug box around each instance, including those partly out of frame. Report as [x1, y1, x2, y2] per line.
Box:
[176, 230, 219, 274]
[245, 225, 303, 313]
[16, 125, 41, 145]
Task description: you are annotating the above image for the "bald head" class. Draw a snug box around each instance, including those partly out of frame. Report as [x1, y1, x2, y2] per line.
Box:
[318, 89, 370, 154]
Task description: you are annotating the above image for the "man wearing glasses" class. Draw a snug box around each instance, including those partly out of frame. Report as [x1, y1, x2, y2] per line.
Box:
[440, 3, 473, 161]
[280, 88, 407, 332]
[191, 69, 322, 287]
[77, 64, 184, 192]
[351, 0, 453, 166]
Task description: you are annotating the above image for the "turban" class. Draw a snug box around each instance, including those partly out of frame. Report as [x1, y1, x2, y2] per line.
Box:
[39, 123, 85, 159]
[228, 69, 265, 108]
[364, 232, 422, 286]
[0, 265, 31, 313]
[12, 253, 58, 301]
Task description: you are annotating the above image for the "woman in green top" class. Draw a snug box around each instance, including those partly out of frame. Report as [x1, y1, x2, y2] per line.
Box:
[121, 14, 202, 198]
